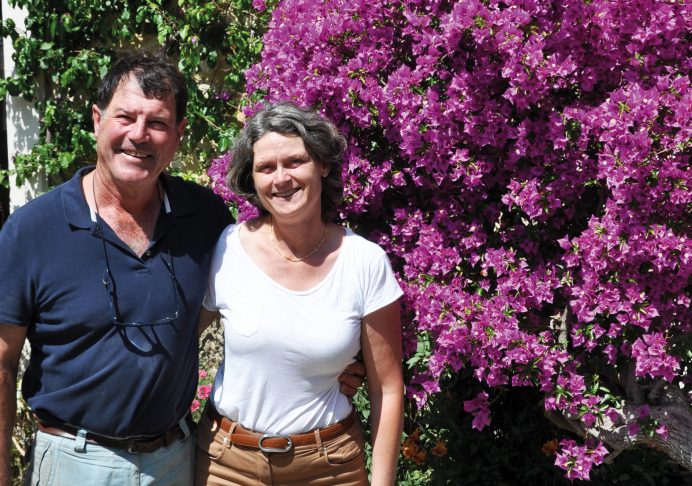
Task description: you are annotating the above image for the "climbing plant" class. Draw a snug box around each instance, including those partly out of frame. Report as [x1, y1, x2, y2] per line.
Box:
[0, 0, 270, 187]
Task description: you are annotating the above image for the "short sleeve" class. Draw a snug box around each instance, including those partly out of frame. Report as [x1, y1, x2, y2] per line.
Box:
[0, 217, 32, 325]
[202, 292, 217, 311]
[363, 251, 404, 317]
[202, 223, 237, 312]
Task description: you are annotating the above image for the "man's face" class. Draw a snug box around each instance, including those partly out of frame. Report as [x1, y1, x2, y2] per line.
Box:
[92, 75, 186, 189]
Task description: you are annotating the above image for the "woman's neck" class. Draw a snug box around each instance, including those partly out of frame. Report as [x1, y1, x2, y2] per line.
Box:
[268, 214, 328, 262]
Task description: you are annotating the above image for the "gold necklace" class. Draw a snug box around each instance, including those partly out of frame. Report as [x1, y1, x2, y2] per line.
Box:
[269, 215, 327, 262]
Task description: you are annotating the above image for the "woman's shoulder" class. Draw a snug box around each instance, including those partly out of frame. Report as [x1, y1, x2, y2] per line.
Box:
[219, 222, 241, 238]
[342, 227, 388, 259]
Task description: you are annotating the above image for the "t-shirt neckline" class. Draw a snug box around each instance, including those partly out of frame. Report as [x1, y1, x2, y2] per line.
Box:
[234, 222, 350, 295]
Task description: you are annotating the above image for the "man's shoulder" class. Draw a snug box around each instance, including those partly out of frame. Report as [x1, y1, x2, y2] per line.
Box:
[163, 173, 233, 228]
[165, 173, 225, 205]
[4, 184, 65, 230]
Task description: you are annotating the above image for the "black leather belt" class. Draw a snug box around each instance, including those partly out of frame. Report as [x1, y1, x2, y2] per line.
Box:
[36, 419, 186, 454]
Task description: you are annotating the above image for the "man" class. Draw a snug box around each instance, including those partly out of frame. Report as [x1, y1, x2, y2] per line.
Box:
[0, 53, 363, 485]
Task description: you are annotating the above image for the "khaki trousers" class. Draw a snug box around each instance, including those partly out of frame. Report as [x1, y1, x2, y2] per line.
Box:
[194, 411, 369, 486]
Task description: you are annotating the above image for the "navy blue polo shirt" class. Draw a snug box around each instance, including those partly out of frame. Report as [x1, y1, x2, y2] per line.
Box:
[0, 166, 232, 437]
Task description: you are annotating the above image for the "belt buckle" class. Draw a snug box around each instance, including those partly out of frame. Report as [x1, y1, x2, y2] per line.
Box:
[258, 434, 293, 453]
[126, 439, 144, 454]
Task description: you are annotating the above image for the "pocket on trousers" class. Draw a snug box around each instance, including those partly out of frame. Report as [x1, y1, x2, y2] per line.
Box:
[25, 433, 55, 485]
[322, 422, 365, 466]
[195, 416, 227, 462]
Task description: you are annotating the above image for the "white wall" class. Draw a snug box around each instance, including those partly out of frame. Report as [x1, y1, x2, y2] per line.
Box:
[2, 0, 46, 211]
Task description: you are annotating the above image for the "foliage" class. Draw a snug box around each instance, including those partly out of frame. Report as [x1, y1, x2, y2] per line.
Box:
[10, 388, 33, 486]
[0, 0, 269, 186]
[210, 0, 692, 481]
[193, 319, 225, 421]
[4, 2, 269, 479]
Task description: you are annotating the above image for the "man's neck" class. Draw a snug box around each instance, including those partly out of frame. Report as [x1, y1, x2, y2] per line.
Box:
[82, 169, 162, 257]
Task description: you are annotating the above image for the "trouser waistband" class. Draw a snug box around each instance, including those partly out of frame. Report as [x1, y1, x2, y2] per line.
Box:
[35, 416, 189, 454]
[205, 404, 356, 453]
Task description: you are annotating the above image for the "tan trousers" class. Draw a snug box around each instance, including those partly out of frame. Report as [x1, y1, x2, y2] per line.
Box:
[194, 412, 369, 486]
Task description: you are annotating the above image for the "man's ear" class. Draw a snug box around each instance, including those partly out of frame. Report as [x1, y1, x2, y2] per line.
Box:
[176, 118, 188, 142]
[92, 104, 102, 137]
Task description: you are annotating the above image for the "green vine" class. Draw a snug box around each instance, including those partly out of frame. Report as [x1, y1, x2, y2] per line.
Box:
[0, 0, 271, 187]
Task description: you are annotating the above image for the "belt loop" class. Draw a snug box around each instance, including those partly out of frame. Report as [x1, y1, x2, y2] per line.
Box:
[206, 403, 219, 433]
[314, 429, 326, 456]
[74, 429, 87, 453]
[222, 422, 237, 449]
[178, 416, 190, 440]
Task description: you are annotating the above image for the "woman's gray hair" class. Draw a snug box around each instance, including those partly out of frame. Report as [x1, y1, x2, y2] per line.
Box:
[227, 102, 347, 221]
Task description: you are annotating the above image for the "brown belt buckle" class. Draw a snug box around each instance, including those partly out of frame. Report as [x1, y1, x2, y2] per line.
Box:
[258, 434, 293, 453]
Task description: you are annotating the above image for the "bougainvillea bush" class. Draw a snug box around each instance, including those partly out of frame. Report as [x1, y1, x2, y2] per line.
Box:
[209, 0, 691, 480]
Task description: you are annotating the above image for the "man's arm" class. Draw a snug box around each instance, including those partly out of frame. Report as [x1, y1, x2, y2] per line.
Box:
[0, 324, 27, 486]
[197, 308, 220, 338]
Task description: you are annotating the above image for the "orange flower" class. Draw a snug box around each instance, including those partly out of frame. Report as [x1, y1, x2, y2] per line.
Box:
[541, 438, 559, 456]
[402, 438, 419, 459]
[412, 449, 428, 465]
[431, 440, 448, 457]
[409, 428, 421, 442]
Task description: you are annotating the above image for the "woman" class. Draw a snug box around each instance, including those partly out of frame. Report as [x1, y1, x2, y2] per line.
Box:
[195, 102, 404, 485]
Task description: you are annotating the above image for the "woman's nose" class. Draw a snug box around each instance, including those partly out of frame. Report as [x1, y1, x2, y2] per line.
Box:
[274, 165, 292, 183]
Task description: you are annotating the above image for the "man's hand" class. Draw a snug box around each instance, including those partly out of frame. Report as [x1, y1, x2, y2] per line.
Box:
[338, 360, 366, 398]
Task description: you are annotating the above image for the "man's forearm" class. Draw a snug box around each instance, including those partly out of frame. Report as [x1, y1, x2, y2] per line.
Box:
[0, 367, 17, 486]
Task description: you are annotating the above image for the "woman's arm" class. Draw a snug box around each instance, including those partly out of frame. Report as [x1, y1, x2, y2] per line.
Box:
[362, 299, 404, 486]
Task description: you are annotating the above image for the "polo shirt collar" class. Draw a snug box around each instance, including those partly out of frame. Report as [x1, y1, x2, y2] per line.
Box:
[62, 166, 198, 230]
[62, 166, 96, 230]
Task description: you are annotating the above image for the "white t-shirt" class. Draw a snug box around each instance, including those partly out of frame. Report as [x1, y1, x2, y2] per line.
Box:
[204, 224, 403, 434]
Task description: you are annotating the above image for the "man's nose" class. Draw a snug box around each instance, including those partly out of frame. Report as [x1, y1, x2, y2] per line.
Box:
[129, 118, 150, 143]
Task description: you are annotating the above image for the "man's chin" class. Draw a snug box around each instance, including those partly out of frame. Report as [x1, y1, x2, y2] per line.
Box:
[103, 167, 164, 189]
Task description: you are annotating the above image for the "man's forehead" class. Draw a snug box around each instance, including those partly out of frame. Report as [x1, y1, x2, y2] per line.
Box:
[107, 77, 176, 114]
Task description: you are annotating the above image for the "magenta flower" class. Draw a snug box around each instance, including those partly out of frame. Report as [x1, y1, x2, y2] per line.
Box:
[631, 333, 680, 382]
[555, 440, 609, 481]
[463, 391, 491, 431]
[207, 0, 691, 478]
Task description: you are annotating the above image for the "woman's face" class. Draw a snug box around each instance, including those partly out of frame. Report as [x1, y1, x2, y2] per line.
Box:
[251, 132, 327, 223]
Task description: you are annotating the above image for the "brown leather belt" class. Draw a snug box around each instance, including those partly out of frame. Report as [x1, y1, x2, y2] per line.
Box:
[36, 420, 186, 454]
[206, 405, 356, 453]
